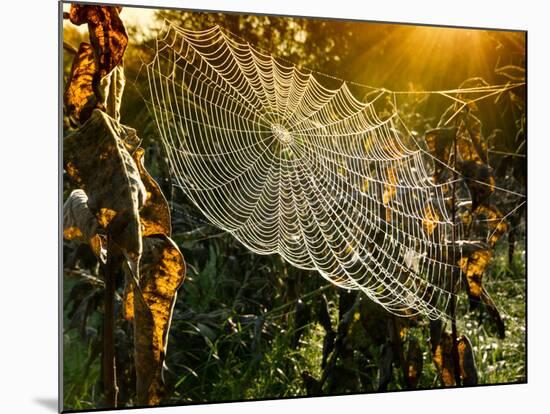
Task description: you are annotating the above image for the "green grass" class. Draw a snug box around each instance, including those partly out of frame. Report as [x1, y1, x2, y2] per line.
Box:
[63, 329, 102, 410]
[62, 239, 526, 407]
[458, 243, 526, 385]
[62, 275, 103, 411]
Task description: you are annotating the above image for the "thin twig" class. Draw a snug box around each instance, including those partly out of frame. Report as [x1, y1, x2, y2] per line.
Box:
[102, 238, 120, 408]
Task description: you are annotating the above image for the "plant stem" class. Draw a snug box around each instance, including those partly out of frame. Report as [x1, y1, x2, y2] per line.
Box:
[103, 239, 120, 408]
[391, 316, 410, 389]
[450, 121, 462, 387]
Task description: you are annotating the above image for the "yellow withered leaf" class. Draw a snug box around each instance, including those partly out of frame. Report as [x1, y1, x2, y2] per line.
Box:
[64, 110, 146, 265]
[424, 127, 454, 178]
[432, 332, 478, 387]
[425, 127, 454, 164]
[64, 42, 97, 126]
[133, 148, 172, 237]
[123, 275, 135, 321]
[457, 113, 487, 165]
[66, 5, 128, 79]
[458, 248, 492, 300]
[131, 235, 186, 406]
[422, 204, 439, 236]
[475, 205, 508, 248]
[461, 209, 473, 228]
[433, 332, 455, 386]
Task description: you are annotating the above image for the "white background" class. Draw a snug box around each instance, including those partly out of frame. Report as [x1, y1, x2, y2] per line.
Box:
[0, 0, 546, 413]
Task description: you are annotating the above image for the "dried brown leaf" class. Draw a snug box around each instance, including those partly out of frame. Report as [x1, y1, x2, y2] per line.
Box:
[133, 148, 172, 237]
[432, 332, 479, 386]
[429, 319, 443, 353]
[66, 5, 128, 78]
[457, 113, 487, 165]
[101, 63, 125, 122]
[432, 331, 456, 386]
[425, 127, 454, 165]
[63, 189, 105, 261]
[131, 235, 186, 405]
[476, 204, 508, 248]
[460, 161, 495, 210]
[64, 42, 97, 126]
[422, 204, 439, 236]
[64, 109, 146, 265]
[458, 335, 478, 385]
[458, 248, 492, 301]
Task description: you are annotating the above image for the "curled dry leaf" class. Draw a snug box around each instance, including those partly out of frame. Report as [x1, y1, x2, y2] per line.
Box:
[425, 127, 454, 164]
[432, 331, 456, 386]
[432, 332, 479, 386]
[460, 161, 495, 210]
[458, 335, 478, 385]
[130, 235, 186, 406]
[480, 287, 506, 339]
[476, 204, 508, 248]
[66, 5, 128, 79]
[63, 189, 98, 241]
[427, 110, 488, 179]
[100, 63, 125, 122]
[64, 109, 146, 266]
[458, 248, 492, 301]
[63, 189, 105, 261]
[64, 47, 126, 126]
[133, 148, 172, 237]
[64, 42, 97, 126]
[457, 223, 506, 336]
[457, 113, 487, 165]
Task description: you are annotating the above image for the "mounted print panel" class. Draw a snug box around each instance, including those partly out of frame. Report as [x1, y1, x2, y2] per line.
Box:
[60, 1, 526, 411]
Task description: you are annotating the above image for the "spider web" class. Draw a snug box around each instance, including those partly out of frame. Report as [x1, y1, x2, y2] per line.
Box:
[142, 21, 521, 320]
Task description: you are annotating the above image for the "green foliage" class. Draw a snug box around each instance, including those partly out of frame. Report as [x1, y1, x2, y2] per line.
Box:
[63, 276, 103, 410]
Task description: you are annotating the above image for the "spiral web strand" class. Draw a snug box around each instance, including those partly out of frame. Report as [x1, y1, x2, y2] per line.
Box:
[141, 21, 518, 320]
